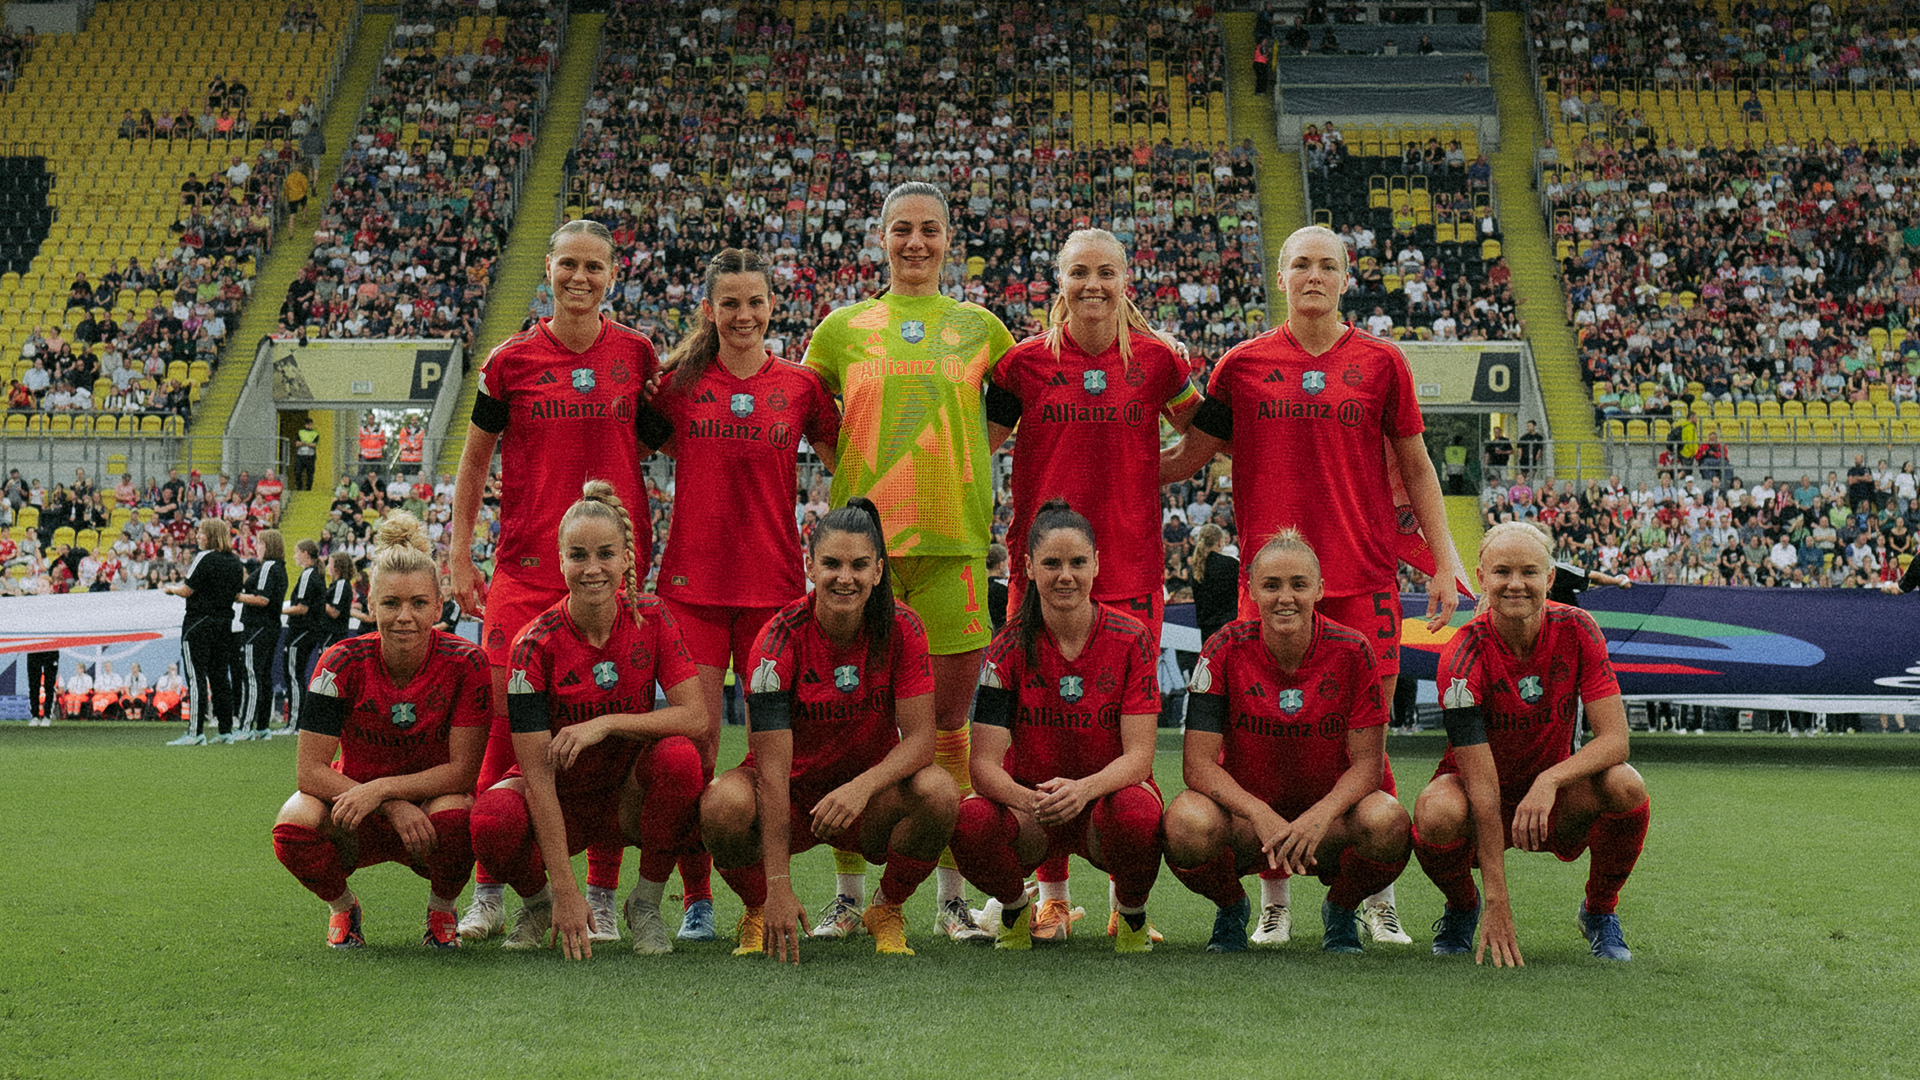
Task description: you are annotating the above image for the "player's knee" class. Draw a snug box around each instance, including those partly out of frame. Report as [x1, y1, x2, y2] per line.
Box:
[1600, 763, 1648, 811]
[699, 772, 758, 849]
[275, 790, 327, 827]
[422, 792, 472, 816]
[906, 764, 960, 825]
[953, 793, 1003, 840]
[1162, 790, 1226, 861]
[1413, 779, 1469, 844]
[1354, 792, 1413, 857]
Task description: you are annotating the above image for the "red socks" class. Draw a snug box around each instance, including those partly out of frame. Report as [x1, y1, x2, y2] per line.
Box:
[949, 797, 1024, 904]
[1170, 847, 1246, 908]
[1583, 799, 1650, 916]
[1326, 848, 1407, 910]
[470, 786, 547, 898]
[1091, 786, 1163, 910]
[273, 823, 348, 902]
[425, 808, 476, 901]
[629, 735, 706, 885]
[1414, 828, 1480, 912]
[878, 851, 938, 905]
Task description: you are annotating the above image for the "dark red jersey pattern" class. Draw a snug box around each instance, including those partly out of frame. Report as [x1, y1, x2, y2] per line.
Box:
[505, 594, 699, 796]
[1187, 613, 1387, 816]
[645, 354, 840, 608]
[976, 604, 1161, 786]
[1435, 603, 1620, 801]
[1203, 324, 1424, 597]
[744, 597, 935, 807]
[477, 316, 657, 599]
[304, 630, 492, 783]
[993, 330, 1197, 600]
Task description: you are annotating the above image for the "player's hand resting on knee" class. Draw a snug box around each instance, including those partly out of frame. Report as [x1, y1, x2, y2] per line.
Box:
[381, 799, 437, 861]
[810, 783, 871, 840]
[1033, 776, 1091, 826]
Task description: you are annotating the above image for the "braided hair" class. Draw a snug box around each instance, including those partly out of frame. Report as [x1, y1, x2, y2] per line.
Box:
[558, 479, 643, 622]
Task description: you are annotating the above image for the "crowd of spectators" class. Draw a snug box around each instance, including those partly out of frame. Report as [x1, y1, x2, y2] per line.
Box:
[0, 464, 287, 595]
[279, 0, 561, 347]
[1541, 55, 1920, 422]
[1532, 0, 1920, 89]
[553, 0, 1263, 358]
[1479, 453, 1919, 589]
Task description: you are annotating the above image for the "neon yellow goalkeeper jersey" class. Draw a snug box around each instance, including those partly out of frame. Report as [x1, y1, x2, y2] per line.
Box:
[804, 292, 1015, 558]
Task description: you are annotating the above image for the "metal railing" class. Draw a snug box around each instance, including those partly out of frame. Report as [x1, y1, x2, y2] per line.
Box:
[0, 433, 289, 489]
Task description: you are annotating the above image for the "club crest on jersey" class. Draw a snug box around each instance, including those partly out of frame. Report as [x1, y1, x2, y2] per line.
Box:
[1519, 675, 1545, 703]
[571, 367, 596, 394]
[1302, 370, 1327, 395]
[593, 661, 620, 690]
[1083, 369, 1108, 396]
[1278, 688, 1306, 715]
[1343, 365, 1364, 387]
[390, 702, 418, 730]
[1059, 675, 1085, 703]
[730, 393, 755, 418]
[900, 320, 926, 344]
[612, 360, 630, 384]
[750, 657, 782, 694]
[833, 665, 861, 693]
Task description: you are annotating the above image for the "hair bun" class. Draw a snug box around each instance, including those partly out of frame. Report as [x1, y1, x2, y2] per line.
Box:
[373, 509, 430, 554]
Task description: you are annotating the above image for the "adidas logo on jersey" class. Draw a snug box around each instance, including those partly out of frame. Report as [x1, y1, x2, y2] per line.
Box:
[695, 389, 717, 403]
[560, 670, 582, 687]
[536, 370, 558, 385]
[1046, 371, 1070, 387]
[1262, 369, 1286, 383]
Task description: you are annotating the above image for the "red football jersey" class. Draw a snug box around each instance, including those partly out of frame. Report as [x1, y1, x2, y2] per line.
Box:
[1434, 602, 1620, 801]
[477, 316, 657, 596]
[644, 354, 840, 607]
[993, 329, 1197, 600]
[1202, 324, 1424, 597]
[976, 604, 1161, 786]
[505, 594, 699, 796]
[743, 596, 935, 808]
[1186, 612, 1387, 816]
[304, 630, 492, 784]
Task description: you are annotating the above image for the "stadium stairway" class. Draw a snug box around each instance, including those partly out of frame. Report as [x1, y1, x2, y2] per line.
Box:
[1486, 12, 1600, 481]
[434, 12, 605, 477]
[1219, 11, 1302, 325]
[188, 11, 392, 527]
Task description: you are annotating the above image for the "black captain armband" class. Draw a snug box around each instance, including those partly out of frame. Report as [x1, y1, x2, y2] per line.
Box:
[747, 691, 792, 733]
[1443, 707, 1488, 748]
[1185, 692, 1228, 733]
[973, 685, 1017, 729]
[507, 691, 552, 734]
[984, 381, 1023, 428]
[301, 693, 345, 737]
[1189, 396, 1232, 441]
[471, 391, 509, 434]
[635, 403, 673, 450]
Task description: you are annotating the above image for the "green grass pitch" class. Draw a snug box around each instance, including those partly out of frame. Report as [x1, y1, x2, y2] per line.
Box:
[3, 724, 1917, 1079]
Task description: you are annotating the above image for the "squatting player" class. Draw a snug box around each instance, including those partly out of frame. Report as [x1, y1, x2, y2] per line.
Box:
[449, 220, 660, 944]
[271, 511, 491, 948]
[951, 501, 1165, 953]
[1159, 223, 1463, 945]
[802, 181, 1015, 941]
[1163, 531, 1412, 954]
[1414, 522, 1650, 964]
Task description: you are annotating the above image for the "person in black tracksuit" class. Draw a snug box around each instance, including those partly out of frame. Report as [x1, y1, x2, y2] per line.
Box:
[235, 528, 288, 737]
[166, 518, 244, 743]
[313, 548, 356, 669]
[281, 538, 328, 730]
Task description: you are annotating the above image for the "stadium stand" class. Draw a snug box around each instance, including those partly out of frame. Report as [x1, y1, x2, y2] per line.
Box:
[278, 0, 561, 346]
[0, 0, 355, 438]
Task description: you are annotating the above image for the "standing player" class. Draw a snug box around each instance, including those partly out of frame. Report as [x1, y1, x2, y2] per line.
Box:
[1413, 522, 1650, 964]
[635, 248, 841, 941]
[164, 518, 244, 745]
[234, 528, 288, 740]
[1159, 223, 1463, 944]
[802, 181, 1015, 941]
[949, 502, 1164, 953]
[449, 220, 660, 944]
[270, 511, 491, 948]
[700, 499, 958, 961]
[983, 227, 1198, 942]
[468, 483, 706, 959]
[1163, 531, 1412, 953]
[281, 539, 327, 733]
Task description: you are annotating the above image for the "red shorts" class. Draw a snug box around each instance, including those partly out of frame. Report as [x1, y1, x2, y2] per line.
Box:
[1037, 778, 1163, 865]
[661, 597, 781, 672]
[338, 811, 440, 875]
[781, 799, 881, 858]
[479, 579, 565, 666]
[1241, 588, 1402, 678]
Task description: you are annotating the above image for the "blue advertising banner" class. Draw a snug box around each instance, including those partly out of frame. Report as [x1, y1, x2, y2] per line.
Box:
[1395, 586, 1920, 698]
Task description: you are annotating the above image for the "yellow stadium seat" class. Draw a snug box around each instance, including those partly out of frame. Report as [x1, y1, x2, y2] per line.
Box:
[51, 526, 75, 548]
